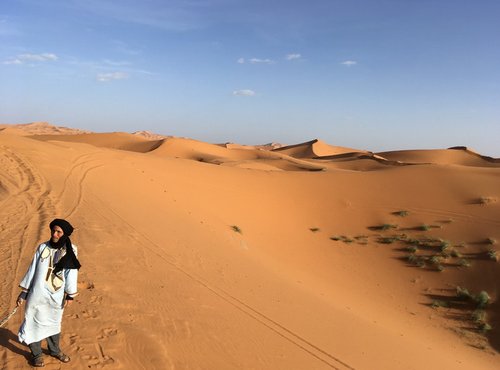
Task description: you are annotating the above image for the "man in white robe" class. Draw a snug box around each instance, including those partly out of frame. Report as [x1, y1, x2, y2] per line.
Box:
[16, 219, 81, 367]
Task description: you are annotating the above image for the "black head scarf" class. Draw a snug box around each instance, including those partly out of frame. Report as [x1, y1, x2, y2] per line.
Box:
[49, 219, 81, 273]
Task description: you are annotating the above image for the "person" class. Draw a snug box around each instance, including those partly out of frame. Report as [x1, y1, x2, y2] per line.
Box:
[16, 219, 81, 367]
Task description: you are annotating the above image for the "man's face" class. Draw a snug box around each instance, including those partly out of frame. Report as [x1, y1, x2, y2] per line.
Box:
[51, 226, 64, 243]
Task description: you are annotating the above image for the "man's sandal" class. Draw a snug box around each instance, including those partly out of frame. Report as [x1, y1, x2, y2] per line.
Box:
[51, 352, 70, 363]
[31, 356, 44, 367]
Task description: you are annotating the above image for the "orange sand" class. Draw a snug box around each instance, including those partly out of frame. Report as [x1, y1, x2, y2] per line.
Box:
[0, 122, 499, 369]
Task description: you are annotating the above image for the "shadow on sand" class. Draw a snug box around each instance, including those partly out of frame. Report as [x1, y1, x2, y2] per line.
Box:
[0, 327, 31, 363]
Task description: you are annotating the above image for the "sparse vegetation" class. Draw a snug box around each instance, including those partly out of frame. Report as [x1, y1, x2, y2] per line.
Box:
[439, 240, 451, 253]
[309, 227, 320, 232]
[472, 310, 486, 324]
[477, 196, 495, 205]
[478, 322, 492, 333]
[456, 286, 473, 301]
[406, 246, 418, 253]
[458, 258, 471, 267]
[475, 291, 490, 308]
[431, 300, 449, 308]
[487, 250, 498, 261]
[393, 210, 409, 217]
[231, 225, 242, 234]
[407, 254, 425, 267]
[330, 236, 342, 241]
[377, 236, 398, 244]
[485, 238, 496, 245]
[418, 224, 431, 231]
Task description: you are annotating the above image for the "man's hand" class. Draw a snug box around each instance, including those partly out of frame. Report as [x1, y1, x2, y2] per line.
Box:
[16, 291, 27, 306]
[64, 297, 73, 308]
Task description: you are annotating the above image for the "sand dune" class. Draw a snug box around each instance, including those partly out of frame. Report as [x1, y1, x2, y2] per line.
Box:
[377, 148, 500, 167]
[273, 139, 367, 159]
[0, 123, 499, 370]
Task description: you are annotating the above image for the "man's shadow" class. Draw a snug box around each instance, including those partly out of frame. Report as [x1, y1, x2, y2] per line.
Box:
[0, 327, 31, 362]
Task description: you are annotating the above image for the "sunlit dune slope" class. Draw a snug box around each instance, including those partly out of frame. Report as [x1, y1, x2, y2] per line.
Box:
[0, 124, 499, 370]
[377, 148, 500, 167]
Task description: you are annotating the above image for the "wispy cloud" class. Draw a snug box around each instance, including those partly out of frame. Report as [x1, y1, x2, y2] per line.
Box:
[3, 53, 58, 65]
[285, 53, 301, 61]
[233, 89, 255, 96]
[341, 60, 357, 66]
[249, 58, 275, 64]
[67, 0, 209, 32]
[97, 71, 129, 82]
[103, 59, 132, 67]
[237, 57, 245, 64]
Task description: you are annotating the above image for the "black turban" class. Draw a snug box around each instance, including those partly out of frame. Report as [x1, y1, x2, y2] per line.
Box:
[49, 218, 81, 273]
[50, 218, 74, 236]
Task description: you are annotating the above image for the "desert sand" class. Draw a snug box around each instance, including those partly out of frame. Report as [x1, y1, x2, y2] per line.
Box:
[0, 122, 499, 369]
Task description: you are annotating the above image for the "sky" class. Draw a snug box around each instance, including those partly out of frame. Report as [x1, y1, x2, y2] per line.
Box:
[1, 0, 499, 156]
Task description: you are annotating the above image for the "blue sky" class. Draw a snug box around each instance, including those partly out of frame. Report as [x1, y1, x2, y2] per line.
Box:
[1, 0, 499, 156]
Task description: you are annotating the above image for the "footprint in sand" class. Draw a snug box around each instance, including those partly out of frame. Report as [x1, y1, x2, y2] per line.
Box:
[81, 309, 99, 319]
[97, 327, 118, 340]
[90, 295, 103, 304]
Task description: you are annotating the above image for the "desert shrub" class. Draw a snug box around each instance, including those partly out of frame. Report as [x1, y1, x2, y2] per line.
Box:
[431, 300, 449, 308]
[478, 196, 494, 205]
[475, 291, 491, 308]
[418, 224, 430, 231]
[450, 249, 462, 258]
[472, 310, 486, 324]
[439, 241, 451, 252]
[393, 210, 409, 217]
[378, 236, 398, 244]
[486, 238, 496, 245]
[309, 227, 320, 232]
[458, 259, 471, 267]
[487, 250, 498, 261]
[406, 246, 418, 253]
[330, 236, 342, 241]
[478, 322, 492, 333]
[231, 225, 242, 233]
[456, 286, 473, 301]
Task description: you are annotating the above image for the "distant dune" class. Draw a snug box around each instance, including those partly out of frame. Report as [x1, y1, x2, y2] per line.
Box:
[0, 122, 499, 370]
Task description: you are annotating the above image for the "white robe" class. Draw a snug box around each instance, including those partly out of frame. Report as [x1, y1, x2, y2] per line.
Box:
[18, 242, 78, 344]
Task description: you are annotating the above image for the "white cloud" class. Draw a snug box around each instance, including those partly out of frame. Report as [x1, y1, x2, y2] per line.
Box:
[249, 58, 275, 64]
[341, 60, 357, 66]
[97, 72, 129, 82]
[233, 89, 255, 96]
[3, 53, 59, 65]
[237, 57, 245, 64]
[3, 59, 22, 65]
[286, 53, 301, 60]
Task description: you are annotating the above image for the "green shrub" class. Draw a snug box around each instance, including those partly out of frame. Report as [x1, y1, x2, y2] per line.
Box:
[475, 291, 490, 308]
[487, 250, 498, 261]
[472, 310, 486, 324]
[231, 225, 242, 233]
[431, 300, 449, 308]
[393, 210, 409, 217]
[458, 259, 471, 267]
[456, 286, 473, 300]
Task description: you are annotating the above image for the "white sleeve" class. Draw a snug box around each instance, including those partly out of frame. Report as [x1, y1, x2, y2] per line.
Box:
[19, 244, 43, 291]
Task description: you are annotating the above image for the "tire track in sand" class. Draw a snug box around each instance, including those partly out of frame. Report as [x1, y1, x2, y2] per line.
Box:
[0, 147, 57, 317]
[94, 197, 355, 370]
